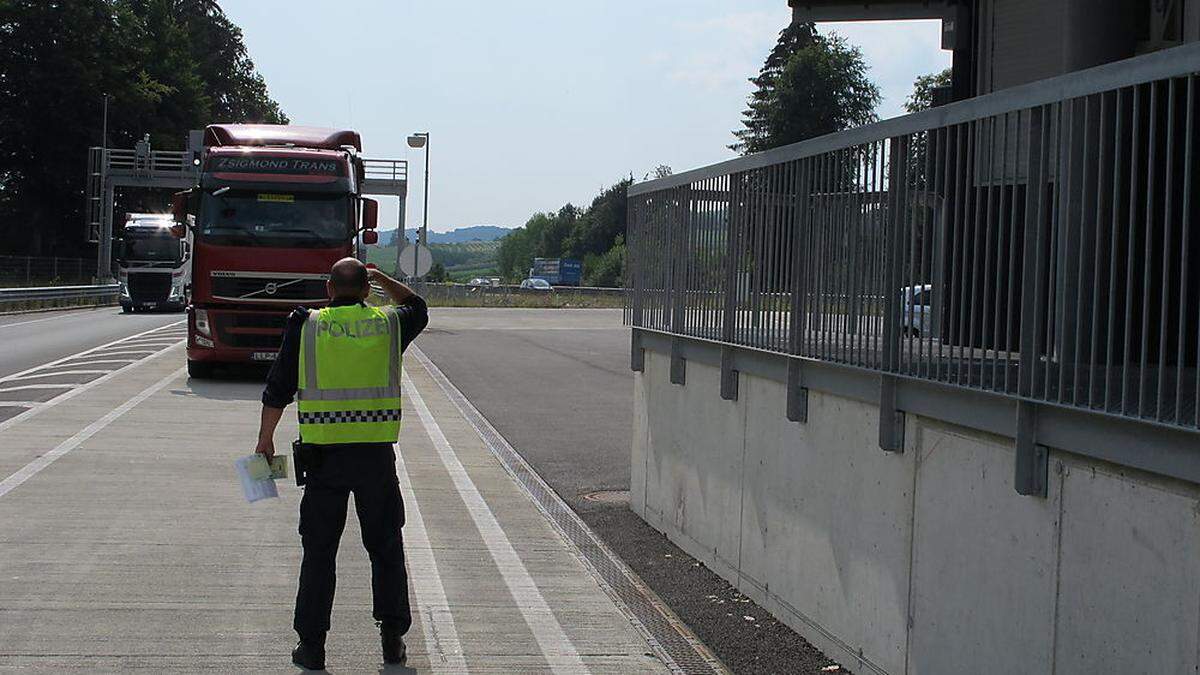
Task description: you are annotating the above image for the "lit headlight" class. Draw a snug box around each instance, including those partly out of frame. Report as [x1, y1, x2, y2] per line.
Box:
[194, 309, 211, 336]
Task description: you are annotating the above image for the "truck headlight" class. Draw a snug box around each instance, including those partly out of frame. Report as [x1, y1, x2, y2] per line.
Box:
[169, 283, 184, 300]
[194, 309, 211, 336]
[194, 335, 215, 348]
[119, 282, 129, 298]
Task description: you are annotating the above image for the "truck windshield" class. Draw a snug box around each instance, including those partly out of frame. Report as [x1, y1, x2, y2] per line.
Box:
[122, 231, 179, 262]
[200, 191, 351, 248]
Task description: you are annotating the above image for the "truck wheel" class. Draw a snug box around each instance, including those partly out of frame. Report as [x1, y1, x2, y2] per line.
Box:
[187, 359, 214, 379]
[121, 304, 133, 314]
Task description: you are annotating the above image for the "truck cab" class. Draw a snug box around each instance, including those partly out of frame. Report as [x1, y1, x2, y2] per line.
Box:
[173, 125, 385, 378]
[117, 213, 191, 312]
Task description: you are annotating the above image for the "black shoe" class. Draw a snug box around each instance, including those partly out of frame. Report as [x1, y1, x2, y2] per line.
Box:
[292, 640, 326, 670]
[381, 625, 407, 665]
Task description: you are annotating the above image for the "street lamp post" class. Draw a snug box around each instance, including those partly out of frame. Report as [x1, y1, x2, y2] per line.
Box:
[406, 132, 429, 281]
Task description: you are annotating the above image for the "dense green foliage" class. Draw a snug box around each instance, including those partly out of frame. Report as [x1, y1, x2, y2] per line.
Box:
[904, 67, 953, 113]
[496, 178, 631, 287]
[0, 0, 287, 256]
[732, 22, 880, 155]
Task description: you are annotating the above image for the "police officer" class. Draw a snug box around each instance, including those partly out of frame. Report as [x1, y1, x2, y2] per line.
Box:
[253, 257, 428, 670]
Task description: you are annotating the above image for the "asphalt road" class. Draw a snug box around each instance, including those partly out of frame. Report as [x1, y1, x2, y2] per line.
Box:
[0, 307, 183, 379]
[418, 307, 839, 675]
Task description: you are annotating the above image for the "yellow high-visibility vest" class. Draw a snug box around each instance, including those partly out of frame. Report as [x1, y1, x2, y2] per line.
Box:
[297, 304, 402, 445]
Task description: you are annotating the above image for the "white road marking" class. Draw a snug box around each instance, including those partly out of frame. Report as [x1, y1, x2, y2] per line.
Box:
[50, 358, 139, 367]
[402, 371, 586, 674]
[0, 383, 73, 393]
[0, 309, 111, 329]
[0, 324, 184, 434]
[0, 366, 185, 499]
[0, 401, 42, 409]
[3, 369, 112, 380]
[395, 452, 468, 673]
[80, 349, 160, 359]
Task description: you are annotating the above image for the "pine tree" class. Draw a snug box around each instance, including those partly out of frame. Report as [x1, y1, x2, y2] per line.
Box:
[731, 22, 818, 154]
[731, 22, 879, 155]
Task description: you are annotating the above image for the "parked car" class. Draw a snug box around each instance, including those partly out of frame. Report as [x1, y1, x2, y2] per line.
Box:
[901, 284, 932, 336]
[468, 277, 490, 287]
[519, 278, 552, 290]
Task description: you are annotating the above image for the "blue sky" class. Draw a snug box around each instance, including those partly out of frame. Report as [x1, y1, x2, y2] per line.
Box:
[221, 1, 950, 234]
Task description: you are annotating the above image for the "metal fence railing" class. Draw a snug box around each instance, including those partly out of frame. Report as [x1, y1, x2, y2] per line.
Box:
[0, 256, 99, 287]
[627, 42, 1200, 432]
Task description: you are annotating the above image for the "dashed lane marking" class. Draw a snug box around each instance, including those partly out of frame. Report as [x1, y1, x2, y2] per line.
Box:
[395, 452, 468, 673]
[0, 366, 186, 499]
[0, 309, 114, 329]
[402, 371, 586, 674]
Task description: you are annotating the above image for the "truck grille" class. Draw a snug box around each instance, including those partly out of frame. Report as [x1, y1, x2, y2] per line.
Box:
[128, 272, 172, 303]
[210, 273, 327, 302]
[214, 312, 289, 350]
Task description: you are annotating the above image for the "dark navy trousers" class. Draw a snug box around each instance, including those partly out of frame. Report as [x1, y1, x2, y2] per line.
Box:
[293, 443, 411, 643]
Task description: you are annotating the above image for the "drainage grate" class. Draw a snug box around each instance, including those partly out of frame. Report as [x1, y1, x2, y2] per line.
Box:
[411, 347, 727, 675]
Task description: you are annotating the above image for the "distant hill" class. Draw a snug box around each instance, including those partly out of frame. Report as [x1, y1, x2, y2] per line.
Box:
[380, 225, 511, 246]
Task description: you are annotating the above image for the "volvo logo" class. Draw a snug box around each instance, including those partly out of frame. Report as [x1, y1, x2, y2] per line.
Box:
[265, 283, 278, 295]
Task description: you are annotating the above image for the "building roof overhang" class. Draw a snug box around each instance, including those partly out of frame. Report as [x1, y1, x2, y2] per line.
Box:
[788, 0, 956, 22]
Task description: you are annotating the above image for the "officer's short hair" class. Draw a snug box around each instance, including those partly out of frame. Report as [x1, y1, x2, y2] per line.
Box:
[330, 259, 368, 296]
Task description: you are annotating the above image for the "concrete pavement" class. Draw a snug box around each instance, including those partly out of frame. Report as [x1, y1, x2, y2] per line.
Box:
[0, 333, 673, 672]
[418, 309, 839, 674]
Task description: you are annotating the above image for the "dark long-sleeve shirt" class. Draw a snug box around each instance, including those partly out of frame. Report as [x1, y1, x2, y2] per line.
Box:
[262, 294, 429, 410]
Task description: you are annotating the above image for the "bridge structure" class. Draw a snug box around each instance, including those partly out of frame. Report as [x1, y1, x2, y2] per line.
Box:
[84, 133, 410, 283]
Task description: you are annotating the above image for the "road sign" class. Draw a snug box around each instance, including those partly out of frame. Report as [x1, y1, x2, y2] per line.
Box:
[397, 242, 434, 278]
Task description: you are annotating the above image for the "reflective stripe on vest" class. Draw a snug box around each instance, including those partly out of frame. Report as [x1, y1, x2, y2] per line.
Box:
[297, 305, 403, 445]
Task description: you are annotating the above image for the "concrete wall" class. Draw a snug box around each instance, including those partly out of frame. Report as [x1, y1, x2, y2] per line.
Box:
[632, 347, 1200, 674]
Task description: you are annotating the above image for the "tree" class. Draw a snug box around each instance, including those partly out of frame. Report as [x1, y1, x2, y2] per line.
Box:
[426, 261, 447, 283]
[0, 0, 287, 256]
[732, 22, 880, 155]
[904, 67, 953, 114]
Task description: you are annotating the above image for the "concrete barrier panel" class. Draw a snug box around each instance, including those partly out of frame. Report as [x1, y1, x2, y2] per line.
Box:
[1053, 462, 1200, 674]
[642, 351, 747, 574]
[737, 376, 915, 675]
[907, 420, 1059, 675]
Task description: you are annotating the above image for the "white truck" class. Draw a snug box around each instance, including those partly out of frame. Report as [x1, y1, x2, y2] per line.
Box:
[117, 213, 192, 312]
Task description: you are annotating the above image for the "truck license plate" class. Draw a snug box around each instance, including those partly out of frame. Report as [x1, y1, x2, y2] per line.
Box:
[251, 352, 277, 362]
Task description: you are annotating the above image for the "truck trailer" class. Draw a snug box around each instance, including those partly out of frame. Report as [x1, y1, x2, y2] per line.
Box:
[529, 257, 582, 286]
[117, 213, 191, 312]
[170, 124, 384, 378]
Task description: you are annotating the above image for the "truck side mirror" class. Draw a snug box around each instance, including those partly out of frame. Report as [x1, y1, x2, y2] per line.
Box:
[362, 230, 379, 245]
[361, 197, 379, 230]
[171, 190, 191, 236]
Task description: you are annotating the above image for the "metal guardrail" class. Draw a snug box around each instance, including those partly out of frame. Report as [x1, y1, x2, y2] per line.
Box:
[627, 42, 1200, 434]
[0, 284, 120, 305]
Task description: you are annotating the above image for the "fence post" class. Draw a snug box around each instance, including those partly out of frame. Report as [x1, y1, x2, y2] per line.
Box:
[787, 159, 812, 422]
[25, 256, 32, 284]
[669, 185, 689, 385]
[879, 137, 908, 452]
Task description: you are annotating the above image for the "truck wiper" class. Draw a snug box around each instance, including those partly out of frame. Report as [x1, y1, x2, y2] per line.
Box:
[269, 228, 339, 245]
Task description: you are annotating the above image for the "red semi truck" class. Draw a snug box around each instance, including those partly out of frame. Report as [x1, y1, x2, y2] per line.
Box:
[171, 124, 385, 378]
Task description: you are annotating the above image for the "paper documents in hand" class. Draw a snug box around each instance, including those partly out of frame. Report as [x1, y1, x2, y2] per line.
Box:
[236, 455, 284, 503]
